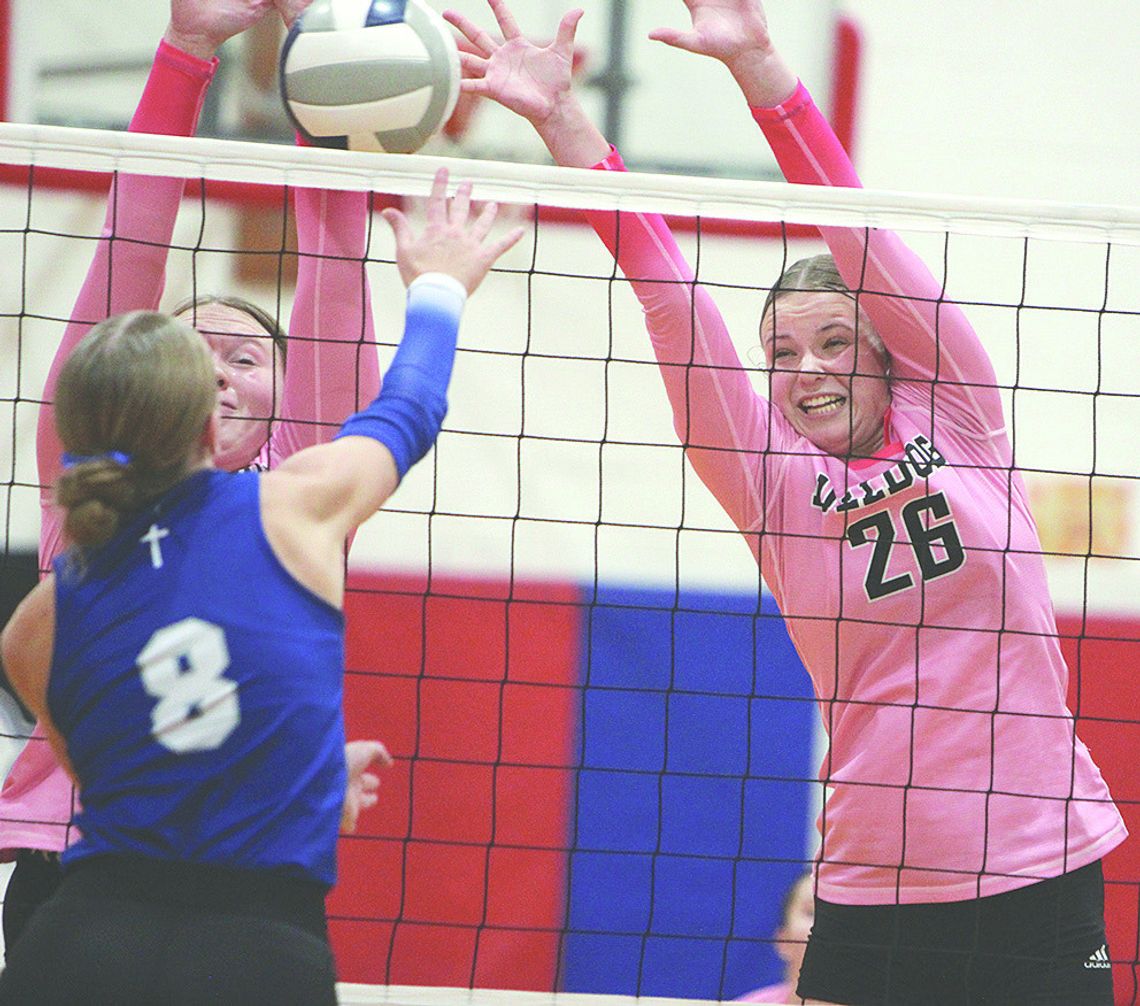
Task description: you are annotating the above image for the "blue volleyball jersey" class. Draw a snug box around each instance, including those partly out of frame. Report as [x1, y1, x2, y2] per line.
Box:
[48, 469, 346, 887]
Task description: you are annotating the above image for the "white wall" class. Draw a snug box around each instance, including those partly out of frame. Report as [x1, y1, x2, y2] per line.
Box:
[848, 0, 1139, 206]
[1, 1, 1137, 615]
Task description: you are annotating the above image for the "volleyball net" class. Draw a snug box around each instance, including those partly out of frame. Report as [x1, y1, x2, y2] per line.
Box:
[0, 124, 1138, 1005]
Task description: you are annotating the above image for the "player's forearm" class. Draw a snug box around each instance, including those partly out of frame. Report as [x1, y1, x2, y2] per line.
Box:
[68, 40, 214, 320]
[754, 84, 999, 399]
[75, 40, 214, 306]
[280, 186, 382, 454]
[335, 273, 466, 479]
[581, 153, 768, 530]
[133, 38, 217, 134]
[532, 95, 611, 168]
[725, 45, 797, 110]
[752, 81, 860, 188]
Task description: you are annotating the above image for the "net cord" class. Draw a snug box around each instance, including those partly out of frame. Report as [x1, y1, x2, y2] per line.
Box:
[1, 121, 1139, 245]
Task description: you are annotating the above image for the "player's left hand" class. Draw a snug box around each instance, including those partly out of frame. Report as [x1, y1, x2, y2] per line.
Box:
[341, 739, 393, 833]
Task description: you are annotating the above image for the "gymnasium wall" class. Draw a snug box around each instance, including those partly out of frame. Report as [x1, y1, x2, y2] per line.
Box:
[0, 1, 1137, 1001]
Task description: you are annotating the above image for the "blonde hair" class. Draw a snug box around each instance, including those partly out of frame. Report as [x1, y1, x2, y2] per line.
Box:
[172, 293, 289, 365]
[762, 253, 888, 363]
[54, 311, 216, 551]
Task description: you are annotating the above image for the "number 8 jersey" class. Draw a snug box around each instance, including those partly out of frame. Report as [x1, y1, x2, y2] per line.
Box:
[48, 469, 347, 887]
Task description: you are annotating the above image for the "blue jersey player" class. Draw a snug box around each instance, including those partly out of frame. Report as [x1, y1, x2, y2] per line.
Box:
[0, 168, 523, 1006]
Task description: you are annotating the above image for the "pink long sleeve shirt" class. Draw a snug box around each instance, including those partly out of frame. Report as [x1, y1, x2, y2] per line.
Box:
[0, 40, 380, 856]
[587, 83, 1125, 904]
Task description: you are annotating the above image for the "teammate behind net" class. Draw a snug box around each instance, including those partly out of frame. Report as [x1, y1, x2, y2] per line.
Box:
[0, 167, 522, 1005]
[0, 0, 384, 950]
[445, 0, 1127, 1001]
[736, 873, 814, 1003]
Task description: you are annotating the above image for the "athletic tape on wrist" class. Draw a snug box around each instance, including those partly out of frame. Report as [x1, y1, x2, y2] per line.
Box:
[335, 274, 466, 478]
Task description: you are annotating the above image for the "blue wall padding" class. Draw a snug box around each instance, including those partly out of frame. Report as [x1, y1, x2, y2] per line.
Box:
[563, 587, 817, 1001]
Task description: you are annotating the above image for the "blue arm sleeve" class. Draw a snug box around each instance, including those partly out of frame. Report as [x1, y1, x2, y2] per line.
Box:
[335, 273, 467, 479]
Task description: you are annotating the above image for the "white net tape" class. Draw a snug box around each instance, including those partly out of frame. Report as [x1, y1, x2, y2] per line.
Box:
[3, 121, 1140, 243]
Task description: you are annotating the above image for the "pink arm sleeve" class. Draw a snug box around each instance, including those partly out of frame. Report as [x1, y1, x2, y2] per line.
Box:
[751, 83, 1005, 443]
[269, 183, 381, 465]
[584, 150, 774, 534]
[37, 40, 217, 566]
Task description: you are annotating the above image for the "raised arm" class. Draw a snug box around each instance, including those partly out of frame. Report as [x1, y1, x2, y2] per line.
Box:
[262, 168, 524, 606]
[269, 183, 381, 463]
[37, 1, 284, 560]
[445, 0, 777, 533]
[751, 88, 1003, 437]
[258, 0, 383, 464]
[651, 0, 1005, 441]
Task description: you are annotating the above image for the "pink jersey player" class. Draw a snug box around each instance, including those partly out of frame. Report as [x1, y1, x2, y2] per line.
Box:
[0, 0, 381, 927]
[447, 0, 1124, 1000]
[581, 101, 1126, 905]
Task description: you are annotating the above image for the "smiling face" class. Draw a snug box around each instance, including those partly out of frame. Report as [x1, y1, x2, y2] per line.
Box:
[177, 302, 284, 470]
[762, 291, 892, 460]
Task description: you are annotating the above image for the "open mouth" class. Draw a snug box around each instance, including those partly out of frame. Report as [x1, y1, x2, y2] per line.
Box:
[799, 394, 846, 415]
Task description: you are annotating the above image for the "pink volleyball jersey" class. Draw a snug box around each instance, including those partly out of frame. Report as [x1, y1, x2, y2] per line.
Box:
[0, 39, 380, 857]
[586, 83, 1125, 904]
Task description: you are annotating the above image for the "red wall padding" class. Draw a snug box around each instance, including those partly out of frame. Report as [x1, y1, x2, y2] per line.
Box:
[1059, 614, 1140, 1005]
[328, 572, 580, 990]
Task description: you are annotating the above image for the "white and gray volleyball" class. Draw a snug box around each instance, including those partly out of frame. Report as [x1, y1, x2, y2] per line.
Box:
[281, 0, 460, 154]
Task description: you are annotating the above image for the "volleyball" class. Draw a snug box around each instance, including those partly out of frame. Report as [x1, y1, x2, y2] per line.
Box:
[280, 0, 460, 154]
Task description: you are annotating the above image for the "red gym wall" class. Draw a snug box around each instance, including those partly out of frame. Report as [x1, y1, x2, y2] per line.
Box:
[1060, 613, 1140, 1005]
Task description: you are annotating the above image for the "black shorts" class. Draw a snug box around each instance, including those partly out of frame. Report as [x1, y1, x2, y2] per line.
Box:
[2, 849, 64, 957]
[0, 855, 337, 1006]
[797, 860, 1113, 1005]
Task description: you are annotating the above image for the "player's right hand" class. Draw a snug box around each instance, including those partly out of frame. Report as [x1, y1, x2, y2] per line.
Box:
[382, 168, 524, 295]
[341, 740, 393, 834]
[648, 0, 776, 66]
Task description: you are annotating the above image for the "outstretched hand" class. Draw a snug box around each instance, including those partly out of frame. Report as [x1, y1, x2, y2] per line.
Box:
[442, 0, 609, 167]
[443, 0, 582, 127]
[382, 168, 524, 295]
[166, 0, 312, 60]
[649, 0, 796, 108]
[340, 740, 393, 834]
[648, 0, 773, 63]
